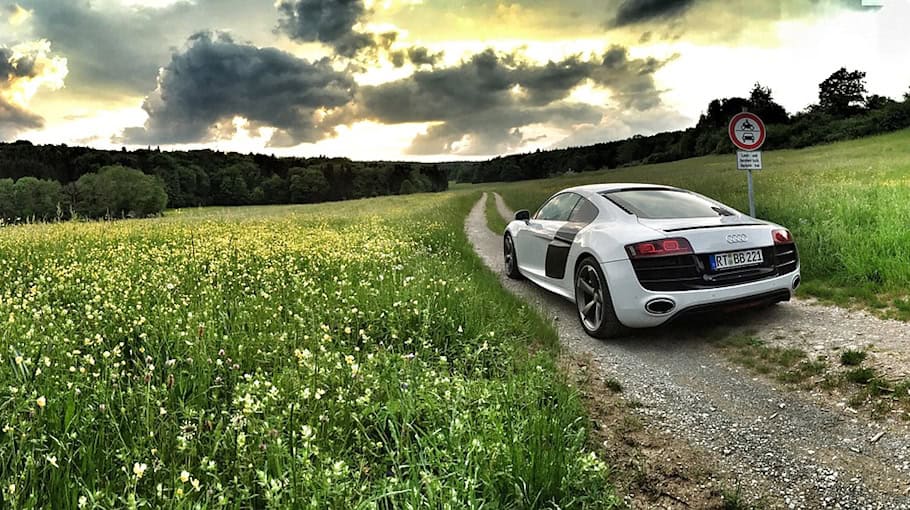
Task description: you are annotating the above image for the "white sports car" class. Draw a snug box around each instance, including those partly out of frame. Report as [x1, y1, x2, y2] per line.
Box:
[503, 183, 800, 338]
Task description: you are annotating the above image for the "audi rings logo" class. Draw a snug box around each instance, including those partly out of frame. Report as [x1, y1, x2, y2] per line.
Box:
[726, 234, 748, 244]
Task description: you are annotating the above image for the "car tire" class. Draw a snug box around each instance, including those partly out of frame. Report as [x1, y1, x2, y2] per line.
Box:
[574, 257, 624, 339]
[503, 233, 523, 280]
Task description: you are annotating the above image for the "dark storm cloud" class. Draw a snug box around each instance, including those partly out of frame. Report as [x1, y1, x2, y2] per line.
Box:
[276, 0, 365, 44]
[0, 46, 38, 79]
[0, 48, 43, 138]
[0, 43, 59, 140]
[389, 46, 443, 69]
[19, 0, 277, 95]
[407, 47, 443, 66]
[122, 32, 356, 146]
[607, 0, 882, 35]
[358, 46, 666, 154]
[0, 98, 43, 140]
[612, 0, 697, 26]
[276, 0, 379, 57]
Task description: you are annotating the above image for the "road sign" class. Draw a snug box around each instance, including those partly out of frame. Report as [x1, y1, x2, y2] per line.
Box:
[737, 150, 762, 170]
[729, 112, 766, 151]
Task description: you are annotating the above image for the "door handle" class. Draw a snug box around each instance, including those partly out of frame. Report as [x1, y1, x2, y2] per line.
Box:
[530, 229, 552, 241]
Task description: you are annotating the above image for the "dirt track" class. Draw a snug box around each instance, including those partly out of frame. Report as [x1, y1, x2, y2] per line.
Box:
[468, 192, 910, 509]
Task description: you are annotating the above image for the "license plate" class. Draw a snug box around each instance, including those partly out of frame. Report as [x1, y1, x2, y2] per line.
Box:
[711, 249, 763, 271]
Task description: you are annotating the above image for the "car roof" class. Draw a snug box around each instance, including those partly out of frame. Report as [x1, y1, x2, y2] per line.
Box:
[562, 183, 678, 195]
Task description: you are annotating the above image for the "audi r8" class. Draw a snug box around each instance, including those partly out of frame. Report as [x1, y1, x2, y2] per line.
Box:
[502, 184, 800, 338]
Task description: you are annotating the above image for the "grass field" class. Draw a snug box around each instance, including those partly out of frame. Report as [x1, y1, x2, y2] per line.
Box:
[0, 193, 619, 508]
[467, 129, 910, 319]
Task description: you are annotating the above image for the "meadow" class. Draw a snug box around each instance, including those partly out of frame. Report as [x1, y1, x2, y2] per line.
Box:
[0, 193, 619, 508]
[470, 129, 910, 318]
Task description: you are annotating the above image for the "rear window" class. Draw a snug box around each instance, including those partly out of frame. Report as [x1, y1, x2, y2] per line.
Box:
[601, 189, 733, 219]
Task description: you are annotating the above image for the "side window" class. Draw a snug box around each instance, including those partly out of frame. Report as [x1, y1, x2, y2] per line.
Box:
[535, 193, 581, 221]
[568, 197, 599, 224]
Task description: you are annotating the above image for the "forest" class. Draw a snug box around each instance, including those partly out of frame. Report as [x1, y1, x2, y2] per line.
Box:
[447, 68, 910, 183]
[0, 145, 449, 221]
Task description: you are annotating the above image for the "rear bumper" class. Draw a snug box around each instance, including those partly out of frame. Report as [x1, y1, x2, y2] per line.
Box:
[603, 258, 800, 328]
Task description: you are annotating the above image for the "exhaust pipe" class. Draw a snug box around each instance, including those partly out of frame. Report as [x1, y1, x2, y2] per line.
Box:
[792, 276, 801, 290]
[645, 298, 676, 315]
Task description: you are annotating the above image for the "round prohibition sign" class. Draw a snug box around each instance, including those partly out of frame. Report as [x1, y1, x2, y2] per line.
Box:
[728, 112, 766, 151]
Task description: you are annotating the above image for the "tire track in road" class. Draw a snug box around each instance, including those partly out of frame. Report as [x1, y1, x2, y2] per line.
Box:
[467, 192, 910, 509]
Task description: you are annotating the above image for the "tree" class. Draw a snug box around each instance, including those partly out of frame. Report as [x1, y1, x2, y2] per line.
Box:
[13, 177, 62, 220]
[399, 179, 416, 195]
[748, 83, 789, 124]
[696, 97, 751, 129]
[865, 94, 896, 110]
[289, 167, 329, 203]
[74, 166, 167, 218]
[0, 178, 15, 220]
[818, 68, 867, 117]
[260, 174, 289, 204]
[213, 164, 251, 205]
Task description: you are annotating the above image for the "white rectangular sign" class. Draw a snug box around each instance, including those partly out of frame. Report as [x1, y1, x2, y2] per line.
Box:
[737, 150, 762, 170]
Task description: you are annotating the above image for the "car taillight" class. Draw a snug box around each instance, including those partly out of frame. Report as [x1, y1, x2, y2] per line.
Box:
[772, 229, 793, 245]
[626, 238, 693, 258]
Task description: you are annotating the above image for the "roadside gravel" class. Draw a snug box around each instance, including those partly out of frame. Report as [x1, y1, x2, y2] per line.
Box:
[469, 192, 910, 509]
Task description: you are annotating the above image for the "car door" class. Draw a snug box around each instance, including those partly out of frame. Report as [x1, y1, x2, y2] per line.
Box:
[517, 193, 580, 278]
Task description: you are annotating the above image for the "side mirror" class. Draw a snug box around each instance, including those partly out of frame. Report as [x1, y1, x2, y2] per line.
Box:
[514, 210, 530, 222]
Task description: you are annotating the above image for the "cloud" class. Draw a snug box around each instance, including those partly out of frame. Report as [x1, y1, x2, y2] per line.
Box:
[122, 32, 356, 146]
[611, 0, 697, 27]
[357, 46, 667, 154]
[407, 46, 443, 66]
[3, 3, 31, 25]
[553, 106, 690, 148]
[607, 0, 884, 40]
[19, 0, 278, 95]
[0, 39, 67, 140]
[0, 97, 42, 139]
[276, 0, 379, 57]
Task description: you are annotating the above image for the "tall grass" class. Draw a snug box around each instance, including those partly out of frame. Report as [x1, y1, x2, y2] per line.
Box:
[0, 192, 619, 508]
[472, 129, 910, 314]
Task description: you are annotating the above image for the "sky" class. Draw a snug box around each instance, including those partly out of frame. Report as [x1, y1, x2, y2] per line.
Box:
[0, 0, 907, 162]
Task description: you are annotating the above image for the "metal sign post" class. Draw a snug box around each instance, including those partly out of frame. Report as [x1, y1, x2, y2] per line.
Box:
[747, 169, 755, 217]
[729, 113, 766, 217]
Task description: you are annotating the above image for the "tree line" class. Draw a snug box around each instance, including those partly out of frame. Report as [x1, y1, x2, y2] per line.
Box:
[0, 145, 449, 222]
[0, 165, 167, 222]
[449, 68, 910, 183]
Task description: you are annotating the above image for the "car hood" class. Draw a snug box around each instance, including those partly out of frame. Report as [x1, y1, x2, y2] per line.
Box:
[637, 215, 766, 233]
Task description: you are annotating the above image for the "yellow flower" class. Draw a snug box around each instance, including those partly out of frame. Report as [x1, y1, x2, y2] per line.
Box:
[47, 455, 59, 468]
[179, 470, 190, 483]
[36, 396, 46, 408]
[191, 478, 201, 491]
[133, 462, 147, 479]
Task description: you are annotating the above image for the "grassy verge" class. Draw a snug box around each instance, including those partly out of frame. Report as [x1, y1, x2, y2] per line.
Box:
[485, 192, 509, 236]
[464, 129, 910, 320]
[714, 334, 910, 420]
[0, 192, 619, 508]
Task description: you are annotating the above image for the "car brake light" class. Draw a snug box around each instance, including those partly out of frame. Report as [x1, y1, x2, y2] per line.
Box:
[626, 238, 693, 258]
[772, 229, 793, 245]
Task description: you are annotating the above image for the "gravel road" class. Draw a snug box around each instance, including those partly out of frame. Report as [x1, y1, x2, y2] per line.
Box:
[468, 192, 910, 509]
